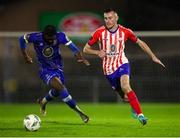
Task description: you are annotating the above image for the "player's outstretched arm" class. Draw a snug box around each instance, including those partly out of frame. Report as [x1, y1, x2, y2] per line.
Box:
[19, 36, 33, 64]
[136, 39, 165, 68]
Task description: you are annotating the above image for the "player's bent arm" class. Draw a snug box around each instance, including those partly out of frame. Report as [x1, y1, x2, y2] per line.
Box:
[21, 49, 33, 64]
[83, 43, 106, 59]
[67, 43, 80, 54]
[136, 38, 165, 67]
[19, 36, 33, 64]
[83, 43, 99, 55]
[19, 36, 27, 49]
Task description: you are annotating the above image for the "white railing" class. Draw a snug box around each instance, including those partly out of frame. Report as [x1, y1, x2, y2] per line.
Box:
[1, 31, 180, 38]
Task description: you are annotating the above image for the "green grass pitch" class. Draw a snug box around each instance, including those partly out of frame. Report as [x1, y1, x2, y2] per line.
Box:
[0, 103, 180, 137]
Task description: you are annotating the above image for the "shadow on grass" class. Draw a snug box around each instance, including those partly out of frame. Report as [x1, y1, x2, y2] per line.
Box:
[44, 120, 123, 128]
[44, 120, 85, 126]
[0, 127, 24, 131]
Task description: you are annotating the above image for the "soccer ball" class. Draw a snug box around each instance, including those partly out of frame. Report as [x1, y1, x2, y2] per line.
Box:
[23, 114, 41, 131]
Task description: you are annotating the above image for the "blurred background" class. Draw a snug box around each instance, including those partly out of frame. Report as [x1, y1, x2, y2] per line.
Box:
[0, 0, 180, 103]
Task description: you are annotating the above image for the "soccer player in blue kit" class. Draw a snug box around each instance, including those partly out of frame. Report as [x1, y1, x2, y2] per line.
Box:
[19, 25, 90, 123]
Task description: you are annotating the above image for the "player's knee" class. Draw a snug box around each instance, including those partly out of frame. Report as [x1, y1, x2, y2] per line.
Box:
[50, 77, 65, 91]
[55, 84, 65, 91]
[121, 84, 131, 93]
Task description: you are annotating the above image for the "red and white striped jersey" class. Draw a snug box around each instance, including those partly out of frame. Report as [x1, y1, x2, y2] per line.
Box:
[87, 25, 137, 75]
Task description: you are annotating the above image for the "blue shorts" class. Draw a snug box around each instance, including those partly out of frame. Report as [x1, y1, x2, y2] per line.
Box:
[39, 68, 65, 85]
[105, 63, 130, 91]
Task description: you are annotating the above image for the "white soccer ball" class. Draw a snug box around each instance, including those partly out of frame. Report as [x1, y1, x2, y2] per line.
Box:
[23, 114, 41, 131]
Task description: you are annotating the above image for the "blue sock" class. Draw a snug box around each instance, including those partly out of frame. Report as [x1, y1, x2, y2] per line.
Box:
[45, 89, 59, 102]
[59, 88, 76, 108]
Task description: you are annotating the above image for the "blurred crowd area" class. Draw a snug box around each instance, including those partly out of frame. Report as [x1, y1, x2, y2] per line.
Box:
[0, 0, 180, 31]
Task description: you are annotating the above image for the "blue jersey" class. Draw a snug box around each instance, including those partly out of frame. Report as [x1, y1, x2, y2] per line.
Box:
[20, 32, 78, 70]
[19, 31, 80, 85]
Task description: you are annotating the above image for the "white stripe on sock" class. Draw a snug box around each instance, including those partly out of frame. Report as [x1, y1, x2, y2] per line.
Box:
[62, 95, 72, 102]
[49, 90, 55, 98]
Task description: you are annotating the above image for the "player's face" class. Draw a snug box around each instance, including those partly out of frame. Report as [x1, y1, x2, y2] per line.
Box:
[43, 34, 56, 45]
[104, 11, 118, 30]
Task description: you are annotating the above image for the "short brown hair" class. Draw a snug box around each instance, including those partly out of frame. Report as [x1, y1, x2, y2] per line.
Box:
[104, 8, 117, 13]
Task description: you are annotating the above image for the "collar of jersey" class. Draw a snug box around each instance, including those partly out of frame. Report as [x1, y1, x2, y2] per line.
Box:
[107, 25, 119, 34]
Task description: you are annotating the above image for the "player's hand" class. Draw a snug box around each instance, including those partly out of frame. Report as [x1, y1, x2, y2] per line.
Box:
[75, 52, 90, 66]
[152, 56, 165, 68]
[24, 55, 33, 64]
[77, 59, 90, 66]
[97, 50, 106, 59]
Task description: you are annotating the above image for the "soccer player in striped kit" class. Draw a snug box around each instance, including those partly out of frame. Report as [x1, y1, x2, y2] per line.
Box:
[19, 25, 89, 123]
[83, 8, 165, 125]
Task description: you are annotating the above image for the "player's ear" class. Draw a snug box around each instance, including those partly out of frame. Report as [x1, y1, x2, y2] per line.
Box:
[115, 13, 119, 22]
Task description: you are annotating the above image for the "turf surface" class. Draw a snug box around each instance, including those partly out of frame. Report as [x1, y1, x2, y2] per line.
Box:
[0, 103, 180, 137]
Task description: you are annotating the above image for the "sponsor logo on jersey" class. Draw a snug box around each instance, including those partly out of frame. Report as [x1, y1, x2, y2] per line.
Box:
[110, 44, 116, 52]
[42, 47, 54, 58]
[106, 44, 118, 56]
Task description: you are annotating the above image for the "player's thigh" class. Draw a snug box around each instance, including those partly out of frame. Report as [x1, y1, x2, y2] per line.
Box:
[39, 69, 65, 89]
[49, 76, 65, 91]
[106, 75, 120, 91]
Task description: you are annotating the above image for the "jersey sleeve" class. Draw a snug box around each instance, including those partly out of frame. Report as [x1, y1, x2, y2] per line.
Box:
[24, 33, 36, 43]
[87, 30, 100, 46]
[126, 28, 138, 43]
[19, 33, 36, 49]
[58, 32, 72, 46]
[58, 32, 80, 54]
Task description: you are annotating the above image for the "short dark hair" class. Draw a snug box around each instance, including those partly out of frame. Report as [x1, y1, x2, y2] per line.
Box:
[43, 25, 57, 36]
[104, 8, 117, 13]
